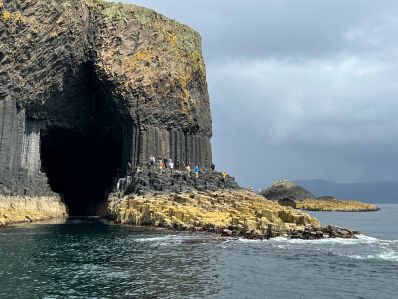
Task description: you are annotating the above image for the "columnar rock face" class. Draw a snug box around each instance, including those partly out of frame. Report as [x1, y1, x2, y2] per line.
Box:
[0, 0, 213, 211]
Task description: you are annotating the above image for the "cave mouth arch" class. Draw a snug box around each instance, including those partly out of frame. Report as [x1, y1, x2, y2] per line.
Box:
[39, 64, 124, 216]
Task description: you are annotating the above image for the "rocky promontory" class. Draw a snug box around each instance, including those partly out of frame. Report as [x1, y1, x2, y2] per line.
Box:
[104, 189, 359, 239]
[261, 180, 380, 212]
[296, 196, 380, 212]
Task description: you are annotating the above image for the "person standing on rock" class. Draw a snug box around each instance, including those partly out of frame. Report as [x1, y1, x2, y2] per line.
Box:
[175, 160, 180, 171]
[194, 165, 200, 178]
[222, 171, 227, 181]
[149, 155, 155, 166]
[186, 164, 191, 176]
[164, 157, 169, 168]
[169, 159, 174, 172]
[211, 162, 215, 172]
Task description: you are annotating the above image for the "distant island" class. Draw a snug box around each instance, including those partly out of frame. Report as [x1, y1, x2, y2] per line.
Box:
[295, 180, 398, 204]
[260, 180, 380, 212]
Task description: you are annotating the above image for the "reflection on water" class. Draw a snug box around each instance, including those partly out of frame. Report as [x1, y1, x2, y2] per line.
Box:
[0, 206, 397, 298]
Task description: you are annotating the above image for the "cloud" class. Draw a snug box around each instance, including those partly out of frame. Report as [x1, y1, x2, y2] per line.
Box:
[209, 53, 398, 146]
[122, 0, 398, 188]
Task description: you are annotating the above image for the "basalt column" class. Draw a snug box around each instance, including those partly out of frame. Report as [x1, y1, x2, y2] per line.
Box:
[137, 126, 212, 168]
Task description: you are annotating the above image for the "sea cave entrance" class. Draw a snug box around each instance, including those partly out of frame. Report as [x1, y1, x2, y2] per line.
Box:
[39, 64, 125, 216]
[41, 126, 123, 216]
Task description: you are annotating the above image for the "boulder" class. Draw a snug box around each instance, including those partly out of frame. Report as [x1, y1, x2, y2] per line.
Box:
[260, 180, 316, 201]
[277, 197, 297, 208]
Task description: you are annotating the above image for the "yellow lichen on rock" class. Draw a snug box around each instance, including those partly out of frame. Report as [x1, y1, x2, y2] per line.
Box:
[0, 1, 4, 10]
[166, 31, 178, 46]
[95, 1, 207, 117]
[2, 10, 10, 22]
[106, 190, 321, 238]
[123, 49, 154, 71]
[14, 12, 22, 23]
[296, 198, 379, 212]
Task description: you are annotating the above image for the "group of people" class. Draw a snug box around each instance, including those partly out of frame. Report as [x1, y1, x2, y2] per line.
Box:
[148, 155, 216, 178]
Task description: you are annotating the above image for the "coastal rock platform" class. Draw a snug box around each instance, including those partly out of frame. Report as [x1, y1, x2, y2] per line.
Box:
[105, 189, 360, 239]
[296, 197, 380, 212]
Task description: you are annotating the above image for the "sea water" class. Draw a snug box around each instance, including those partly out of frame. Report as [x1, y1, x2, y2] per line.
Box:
[0, 205, 397, 298]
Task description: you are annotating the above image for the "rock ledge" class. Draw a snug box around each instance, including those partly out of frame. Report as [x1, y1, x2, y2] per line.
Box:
[0, 196, 67, 226]
[104, 190, 360, 239]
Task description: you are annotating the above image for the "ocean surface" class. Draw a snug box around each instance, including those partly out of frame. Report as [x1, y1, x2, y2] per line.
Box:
[0, 205, 397, 299]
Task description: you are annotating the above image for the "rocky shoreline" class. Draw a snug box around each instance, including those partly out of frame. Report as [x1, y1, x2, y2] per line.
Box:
[104, 189, 360, 240]
[296, 198, 380, 212]
[0, 196, 67, 226]
[0, 190, 361, 240]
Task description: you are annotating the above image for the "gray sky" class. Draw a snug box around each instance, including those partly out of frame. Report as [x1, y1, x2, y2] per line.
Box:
[122, 0, 398, 189]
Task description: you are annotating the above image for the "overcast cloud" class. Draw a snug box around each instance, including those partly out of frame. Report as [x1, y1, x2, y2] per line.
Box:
[123, 0, 398, 189]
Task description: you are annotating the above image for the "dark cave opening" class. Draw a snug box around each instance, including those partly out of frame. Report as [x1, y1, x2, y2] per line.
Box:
[41, 127, 122, 216]
[39, 64, 124, 216]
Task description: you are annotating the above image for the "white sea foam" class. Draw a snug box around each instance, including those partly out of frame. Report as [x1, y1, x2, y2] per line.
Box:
[347, 251, 398, 262]
[237, 238, 265, 243]
[134, 235, 181, 243]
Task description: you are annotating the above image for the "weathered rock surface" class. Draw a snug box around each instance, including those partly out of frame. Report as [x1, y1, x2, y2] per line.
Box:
[104, 189, 361, 239]
[0, 196, 67, 226]
[261, 180, 379, 212]
[0, 0, 213, 211]
[296, 197, 380, 212]
[261, 180, 317, 201]
[114, 167, 240, 197]
[278, 197, 297, 209]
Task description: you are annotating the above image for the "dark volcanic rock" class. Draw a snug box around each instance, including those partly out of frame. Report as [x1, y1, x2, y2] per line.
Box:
[260, 180, 316, 201]
[0, 0, 214, 211]
[278, 197, 297, 208]
[114, 167, 240, 196]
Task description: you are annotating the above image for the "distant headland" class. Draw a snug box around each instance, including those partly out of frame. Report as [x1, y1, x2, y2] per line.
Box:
[260, 180, 380, 212]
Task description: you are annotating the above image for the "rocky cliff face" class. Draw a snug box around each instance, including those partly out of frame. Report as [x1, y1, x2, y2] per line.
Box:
[0, 0, 212, 213]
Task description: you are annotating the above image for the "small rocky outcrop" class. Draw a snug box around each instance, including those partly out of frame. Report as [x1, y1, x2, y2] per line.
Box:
[260, 180, 317, 201]
[104, 189, 360, 239]
[278, 197, 297, 208]
[296, 197, 380, 212]
[261, 180, 379, 212]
